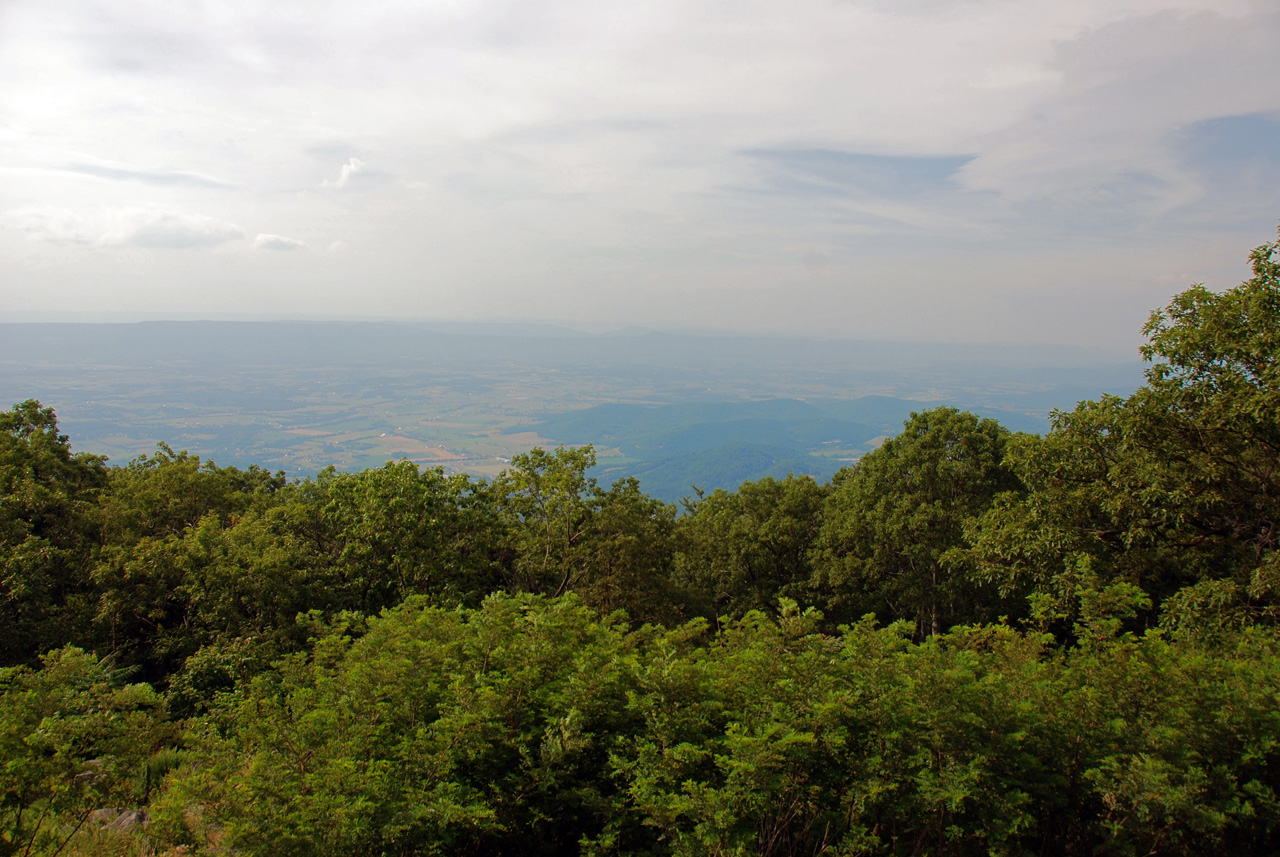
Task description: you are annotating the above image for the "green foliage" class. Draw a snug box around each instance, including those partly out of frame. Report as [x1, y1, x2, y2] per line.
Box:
[146, 601, 1280, 856]
[0, 647, 169, 856]
[815, 407, 1019, 635]
[675, 475, 828, 620]
[0, 401, 106, 666]
[493, 447, 685, 621]
[90, 458, 505, 685]
[5, 228, 1280, 855]
[311, 460, 505, 612]
[576, 476, 683, 623]
[494, 445, 603, 596]
[965, 228, 1280, 631]
[100, 443, 283, 545]
[1050, 626, 1280, 855]
[154, 594, 644, 857]
[1132, 228, 1280, 578]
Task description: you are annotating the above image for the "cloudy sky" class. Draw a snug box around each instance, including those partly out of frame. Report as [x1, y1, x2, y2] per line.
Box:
[2, 0, 1278, 352]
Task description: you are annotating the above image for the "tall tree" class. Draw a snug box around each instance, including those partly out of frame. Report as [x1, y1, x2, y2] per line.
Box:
[965, 228, 1280, 629]
[816, 407, 1019, 636]
[313, 460, 503, 612]
[675, 475, 828, 620]
[576, 475, 682, 622]
[0, 401, 106, 665]
[1133, 227, 1280, 581]
[492, 445, 602, 596]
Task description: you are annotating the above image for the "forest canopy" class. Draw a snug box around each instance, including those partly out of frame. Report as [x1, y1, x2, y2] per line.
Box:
[2, 229, 1280, 856]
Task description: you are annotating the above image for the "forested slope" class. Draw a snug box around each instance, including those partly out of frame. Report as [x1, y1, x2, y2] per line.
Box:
[2, 231, 1280, 856]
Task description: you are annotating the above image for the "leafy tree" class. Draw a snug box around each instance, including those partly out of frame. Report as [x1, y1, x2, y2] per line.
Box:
[965, 229, 1280, 628]
[87, 445, 290, 678]
[576, 476, 683, 623]
[1044, 623, 1280, 855]
[89, 527, 199, 683]
[90, 458, 509, 687]
[815, 407, 1019, 636]
[959, 397, 1164, 629]
[617, 603, 851, 857]
[311, 460, 505, 612]
[674, 475, 828, 621]
[492, 446, 687, 621]
[100, 443, 282, 546]
[1132, 227, 1280, 582]
[0, 401, 106, 666]
[153, 594, 645, 857]
[493, 445, 602, 596]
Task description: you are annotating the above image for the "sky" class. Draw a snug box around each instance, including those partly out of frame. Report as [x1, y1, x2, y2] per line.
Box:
[1, 0, 1278, 353]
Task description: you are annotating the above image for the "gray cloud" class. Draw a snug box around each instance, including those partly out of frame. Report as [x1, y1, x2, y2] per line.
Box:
[957, 7, 1280, 212]
[742, 149, 975, 199]
[74, 6, 220, 76]
[307, 142, 364, 160]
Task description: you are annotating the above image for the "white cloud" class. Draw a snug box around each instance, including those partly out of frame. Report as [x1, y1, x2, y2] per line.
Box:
[100, 206, 245, 249]
[322, 157, 365, 189]
[6, 206, 100, 244]
[0, 0, 1277, 347]
[956, 7, 1280, 209]
[6, 205, 245, 249]
[254, 232, 307, 250]
[64, 158, 236, 189]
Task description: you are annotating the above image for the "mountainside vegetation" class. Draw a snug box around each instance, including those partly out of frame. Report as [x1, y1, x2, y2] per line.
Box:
[3, 230, 1280, 855]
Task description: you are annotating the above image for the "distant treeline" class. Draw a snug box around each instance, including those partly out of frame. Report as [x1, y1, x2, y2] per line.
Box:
[2, 231, 1280, 855]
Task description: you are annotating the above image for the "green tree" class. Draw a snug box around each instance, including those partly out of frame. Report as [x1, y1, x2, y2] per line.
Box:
[153, 594, 645, 857]
[959, 397, 1160, 628]
[99, 444, 283, 546]
[576, 476, 683, 623]
[313, 460, 504, 612]
[0, 401, 106, 666]
[674, 475, 828, 621]
[1132, 227, 1280, 583]
[965, 228, 1280, 629]
[815, 407, 1019, 636]
[493, 445, 601, 596]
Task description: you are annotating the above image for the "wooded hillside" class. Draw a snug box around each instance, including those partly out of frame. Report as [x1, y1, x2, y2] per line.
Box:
[3, 230, 1279, 856]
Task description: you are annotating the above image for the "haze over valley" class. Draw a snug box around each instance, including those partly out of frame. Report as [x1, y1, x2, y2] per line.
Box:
[1, 320, 1142, 500]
